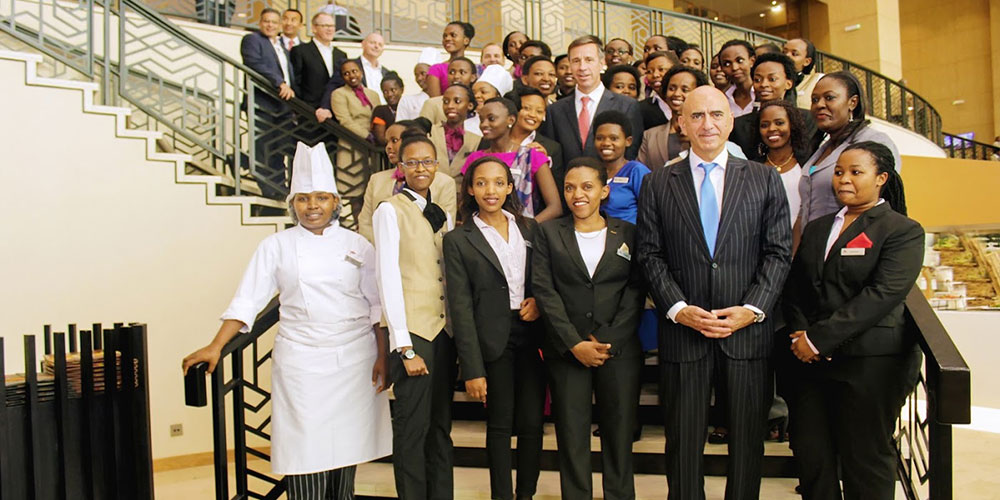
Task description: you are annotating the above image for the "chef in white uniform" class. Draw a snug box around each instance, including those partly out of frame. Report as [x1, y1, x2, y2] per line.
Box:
[182, 142, 392, 500]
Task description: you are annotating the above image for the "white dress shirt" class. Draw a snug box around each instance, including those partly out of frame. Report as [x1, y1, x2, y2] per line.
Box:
[574, 83, 606, 120]
[724, 84, 755, 117]
[372, 188, 455, 351]
[575, 228, 607, 278]
[361, 56, 386, 103]
[279, 34, 301, 51]
[315, 40, 335, 77]
[221, 223, 381, 347]
[396, 91, 429, 121]
[473, 210, 527, 309]
[652, 94, 673, 121]
[270, 37, 291, 84]
[665, 148, 763, 323]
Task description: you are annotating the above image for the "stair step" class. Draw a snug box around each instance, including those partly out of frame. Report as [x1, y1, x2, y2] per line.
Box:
[354, 462, 803, 499]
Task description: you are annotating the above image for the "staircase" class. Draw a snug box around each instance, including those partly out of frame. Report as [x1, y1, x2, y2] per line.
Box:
[0, 46, 289, 230]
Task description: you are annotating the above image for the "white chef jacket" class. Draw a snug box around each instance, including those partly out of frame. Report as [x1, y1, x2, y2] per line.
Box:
[221, 221, 392, 474]
[222, 222, 381, 346]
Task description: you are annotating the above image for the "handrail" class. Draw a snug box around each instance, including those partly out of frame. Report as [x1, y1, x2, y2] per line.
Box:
[942, 132, 1000, 161]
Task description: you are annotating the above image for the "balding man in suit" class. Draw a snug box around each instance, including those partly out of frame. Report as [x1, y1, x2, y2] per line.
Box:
[541, 35, 643, 161]
[635, 86, 792, 500]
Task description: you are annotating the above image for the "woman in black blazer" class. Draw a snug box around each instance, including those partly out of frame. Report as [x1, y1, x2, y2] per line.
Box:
[780, 141, 924, 500]
[532, 157, 645, 500]
[443, 155, 545, 500]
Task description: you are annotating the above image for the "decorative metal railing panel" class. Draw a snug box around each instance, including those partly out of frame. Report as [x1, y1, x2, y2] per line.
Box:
[0, 0, 95, 75]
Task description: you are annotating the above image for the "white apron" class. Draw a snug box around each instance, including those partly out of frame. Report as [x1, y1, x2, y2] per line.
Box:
[221, 224, 392, 475]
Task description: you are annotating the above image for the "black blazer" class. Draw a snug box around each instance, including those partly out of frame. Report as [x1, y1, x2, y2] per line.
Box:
[541, 89, 644, 161]
[444, 218, 538, 380]
[532, 217, 645, 357]
[290, 40, 349, 109]
[319, 57, 391, 111]
[639, 97, 668, 130]
[635, 154, 793, 362]
[783, 203, 924, 357]
[729, 106, 821, 165]
[240, 31, 295, 114]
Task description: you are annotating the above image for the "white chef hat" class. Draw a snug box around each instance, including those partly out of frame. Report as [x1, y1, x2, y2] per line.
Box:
[418, 47, 441, 66]
[288, 141, 338, 201]
[477, 64, 513, 96]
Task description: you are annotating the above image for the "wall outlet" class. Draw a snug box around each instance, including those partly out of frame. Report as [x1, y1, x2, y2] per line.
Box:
[170, 423, 183, 437]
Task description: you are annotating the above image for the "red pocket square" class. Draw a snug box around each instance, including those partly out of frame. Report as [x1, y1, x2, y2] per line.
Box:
[846, 232, 873, 249]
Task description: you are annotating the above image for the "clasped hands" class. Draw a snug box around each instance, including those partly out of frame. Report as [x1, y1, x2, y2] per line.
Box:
[675, 305, 756, 338]
[789, 330, 820, 363]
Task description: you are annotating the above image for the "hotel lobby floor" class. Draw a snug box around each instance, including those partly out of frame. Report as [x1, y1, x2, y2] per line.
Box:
[153, 426, 1000, 499]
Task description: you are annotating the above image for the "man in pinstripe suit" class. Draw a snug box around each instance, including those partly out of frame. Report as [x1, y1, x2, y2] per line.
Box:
[635, 86, 792, 500]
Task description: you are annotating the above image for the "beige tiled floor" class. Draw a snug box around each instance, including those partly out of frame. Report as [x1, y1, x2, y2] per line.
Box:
[154, 427, 1000, 499]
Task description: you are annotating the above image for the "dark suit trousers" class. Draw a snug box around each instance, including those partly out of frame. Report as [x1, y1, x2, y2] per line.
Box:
[389, 332, 456, 500]
[780, 350, 921, 500]
[483, 316, 547, 500]
[661, 343, 771, 500]
[546, 340, 641, 500]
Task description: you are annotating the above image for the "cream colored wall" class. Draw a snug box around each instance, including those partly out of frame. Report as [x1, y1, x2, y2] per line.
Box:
[900, 0, 996, 143]
[822, 0, 903, 79]
[0, 57, 276, 459]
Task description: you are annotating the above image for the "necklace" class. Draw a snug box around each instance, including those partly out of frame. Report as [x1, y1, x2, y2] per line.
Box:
[766, 151, 795, 171]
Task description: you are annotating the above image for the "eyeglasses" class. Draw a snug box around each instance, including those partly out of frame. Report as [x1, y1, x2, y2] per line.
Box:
[399, 159, 439, 169]
[607, 49, 631, 56]
[314, 23, 335, 28]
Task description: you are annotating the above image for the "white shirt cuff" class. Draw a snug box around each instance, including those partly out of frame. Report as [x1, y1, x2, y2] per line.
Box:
[743, 304, 763, 319]
[666, 301, 687, 323]
[389, 327, 412, 353]
[792, 333, 821, 355]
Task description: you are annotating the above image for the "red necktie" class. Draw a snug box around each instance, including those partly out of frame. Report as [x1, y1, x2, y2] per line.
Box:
[578, 95, 591, 145]
[286, 39, 293, 51]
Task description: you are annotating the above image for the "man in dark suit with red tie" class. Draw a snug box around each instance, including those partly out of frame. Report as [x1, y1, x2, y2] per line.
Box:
[541, 35, 644, 163]
[635, 86, 792, 500]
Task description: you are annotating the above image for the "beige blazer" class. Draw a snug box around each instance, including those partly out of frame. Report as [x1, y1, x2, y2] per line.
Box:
[419, 95, 446, 126]
[429, 123, 481, 179]
[357, 169, 458, 243]
[331, 85, 381, 139]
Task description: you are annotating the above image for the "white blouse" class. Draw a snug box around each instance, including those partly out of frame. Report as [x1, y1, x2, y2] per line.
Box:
[473, 210, 527, 309]
[221, 222, 381, 347]
[575, 227, 607, 278]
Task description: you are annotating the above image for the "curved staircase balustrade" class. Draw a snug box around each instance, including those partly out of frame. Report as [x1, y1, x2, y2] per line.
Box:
[183, 285, 970, 500]
[1, 0, 389, 228]
[143, 0, 1000, 160]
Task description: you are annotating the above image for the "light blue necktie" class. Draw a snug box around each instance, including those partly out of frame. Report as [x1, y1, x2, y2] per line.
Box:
[698, 162, 720, 257]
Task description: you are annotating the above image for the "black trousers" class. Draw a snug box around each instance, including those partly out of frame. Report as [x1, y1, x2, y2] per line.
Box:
[780, 349, 921, 500]
[389, 332, 457, 500]
[482, 316, 547, 500]
[660, 344, 771, 500]
[546, 338, 641, 500]
[285, 466, 356, 500]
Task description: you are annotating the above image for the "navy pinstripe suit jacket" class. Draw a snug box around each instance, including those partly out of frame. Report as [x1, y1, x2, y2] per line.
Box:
[635, 153, 792, 362]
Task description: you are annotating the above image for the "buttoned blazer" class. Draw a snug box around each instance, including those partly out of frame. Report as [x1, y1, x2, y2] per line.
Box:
[444, 218, 538, 380]
[532, 216, 645, 357]
[319, 58, 391, 112]
[290, 40, 348, 108]
[541, 90, 644, 161]
[783, 203, 924, 357]
[635, 155, 793, 362]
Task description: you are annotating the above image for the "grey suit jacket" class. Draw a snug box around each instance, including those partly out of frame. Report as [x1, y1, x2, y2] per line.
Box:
[541, 88, 644, 161]
[635, 153, 793, 362]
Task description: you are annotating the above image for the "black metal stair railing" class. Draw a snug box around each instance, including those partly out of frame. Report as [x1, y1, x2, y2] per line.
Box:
[184, 286, 971, 500]
[1, 0, 389, 226]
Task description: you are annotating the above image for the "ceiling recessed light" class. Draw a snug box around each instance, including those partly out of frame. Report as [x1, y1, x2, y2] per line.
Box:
[759, 12, 766, 17]
[771, 4, 782, 12]
[713, 16, 719, 21]
[771, 0, 778, 4]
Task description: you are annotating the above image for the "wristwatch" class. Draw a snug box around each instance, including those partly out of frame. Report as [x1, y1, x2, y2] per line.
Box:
[752, 309, 766, 323]
[400, 348, 416, 360]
